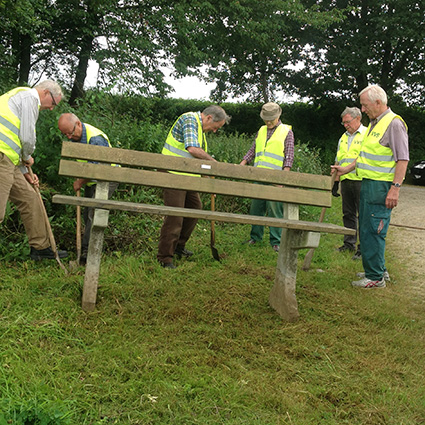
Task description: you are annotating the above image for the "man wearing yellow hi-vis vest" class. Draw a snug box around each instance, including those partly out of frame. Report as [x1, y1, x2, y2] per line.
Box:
[332, 85, 409, 289]
[240, 102, 294, 253]
[334, 107, 367, 260]
[157, 105, 230, 269]
[0, 80, 68, 261]
[58, 113, 119, 265]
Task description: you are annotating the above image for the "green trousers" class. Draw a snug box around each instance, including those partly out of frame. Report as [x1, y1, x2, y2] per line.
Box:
[249, 197, 283, 246]
[359, 179, 392, 280]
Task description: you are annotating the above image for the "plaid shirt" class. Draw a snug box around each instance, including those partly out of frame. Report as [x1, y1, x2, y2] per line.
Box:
[243, 120, 294, 168]
[171, 111, 203, 149]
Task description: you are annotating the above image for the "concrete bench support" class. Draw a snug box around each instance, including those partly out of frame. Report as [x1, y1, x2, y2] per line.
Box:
[82, 181, 110, 312]
[268, 203, 320, 321]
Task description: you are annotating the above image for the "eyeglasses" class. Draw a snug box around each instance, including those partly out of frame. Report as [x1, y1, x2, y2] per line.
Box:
[49, 91, 57, 107]
[341, 117, 355, 126]
[62, 122, 77, 138]
[69, 122, 77, 138]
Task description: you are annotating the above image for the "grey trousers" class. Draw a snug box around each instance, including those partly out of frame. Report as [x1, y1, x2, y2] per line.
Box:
[340, 179, 362, 251]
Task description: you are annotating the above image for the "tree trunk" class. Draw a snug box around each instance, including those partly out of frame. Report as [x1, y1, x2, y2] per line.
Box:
[355, 72, 368, 94]
[261, 72, 269, 103]
[18, 34, 32, 85]
[11, 29, 21, 83]
[69, 35, 94, 106]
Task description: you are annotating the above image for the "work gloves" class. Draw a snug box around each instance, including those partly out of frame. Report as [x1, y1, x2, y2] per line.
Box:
[332, 181, 340, 197]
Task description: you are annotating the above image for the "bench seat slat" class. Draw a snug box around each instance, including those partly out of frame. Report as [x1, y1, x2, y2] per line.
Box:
[59, 160, 332, 208]
[52, 195, 355, 236]
[60, 142, 331, 189]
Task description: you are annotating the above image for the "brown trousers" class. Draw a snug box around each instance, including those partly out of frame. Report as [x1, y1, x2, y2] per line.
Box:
[157, 188, 202, 263]
[0, 153, 50, 250]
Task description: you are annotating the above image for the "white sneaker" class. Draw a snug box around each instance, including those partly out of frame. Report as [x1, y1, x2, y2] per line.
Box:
[356, 270, 390, 282]
[351, 277, 386, 289]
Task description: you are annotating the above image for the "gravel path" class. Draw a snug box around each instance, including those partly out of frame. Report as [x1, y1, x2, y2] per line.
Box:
[387, 184, 425, 295]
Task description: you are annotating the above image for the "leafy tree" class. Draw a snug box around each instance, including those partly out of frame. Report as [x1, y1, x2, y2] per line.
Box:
[51, 0, 176, 104]
[1, 0, 424, 108]
[290, 0, 425, 104]
[0, 0, 177, 101]
[0, 0, 55, 88]
[169, 0, 344, 102]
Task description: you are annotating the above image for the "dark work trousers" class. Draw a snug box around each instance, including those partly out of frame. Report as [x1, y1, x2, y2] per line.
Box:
[340, 178, 362, 251]
[157, 188, 202, 264]
[82, 182, 119, 253]
[359, 179, 392, 280]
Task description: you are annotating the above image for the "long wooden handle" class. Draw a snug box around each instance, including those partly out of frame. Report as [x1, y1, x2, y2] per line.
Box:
[76, 189, 81, 261]
[28, 167, 67, 273]
[210, 193, 215, 243]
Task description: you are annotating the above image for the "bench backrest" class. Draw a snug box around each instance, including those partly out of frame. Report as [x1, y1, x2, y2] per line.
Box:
[58, 142, 332, 208]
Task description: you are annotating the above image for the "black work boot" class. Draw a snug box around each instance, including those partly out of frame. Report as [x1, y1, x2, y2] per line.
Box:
[30, 247, 69, 261]
[174, 246, 194, 259]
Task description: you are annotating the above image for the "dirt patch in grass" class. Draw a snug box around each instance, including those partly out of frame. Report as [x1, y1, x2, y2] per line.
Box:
[387, 184, 425, 296]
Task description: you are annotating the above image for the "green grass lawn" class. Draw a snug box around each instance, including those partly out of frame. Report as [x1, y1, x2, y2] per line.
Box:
[1, 202, 424, 424]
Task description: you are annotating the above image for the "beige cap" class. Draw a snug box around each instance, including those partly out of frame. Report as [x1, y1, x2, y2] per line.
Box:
[260, 102, 282, 121]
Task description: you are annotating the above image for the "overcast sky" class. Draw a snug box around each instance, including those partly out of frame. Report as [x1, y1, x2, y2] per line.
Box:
[85, 60, 216, 100]
[85, 60, 301, 103]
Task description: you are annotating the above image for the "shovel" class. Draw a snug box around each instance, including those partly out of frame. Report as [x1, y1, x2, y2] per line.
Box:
[210, 193, 221, 261]
[302, 172, 337, 271]
[28, 167, 68, 274]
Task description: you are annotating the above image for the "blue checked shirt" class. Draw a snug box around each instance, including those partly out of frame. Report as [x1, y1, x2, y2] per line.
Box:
[171, 111, 203, 150]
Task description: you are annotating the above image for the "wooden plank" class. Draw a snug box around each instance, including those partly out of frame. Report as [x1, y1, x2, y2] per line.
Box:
[60, 142, 331, 189]
[52, 195, 356, 236]
[58, 160, 332, 208]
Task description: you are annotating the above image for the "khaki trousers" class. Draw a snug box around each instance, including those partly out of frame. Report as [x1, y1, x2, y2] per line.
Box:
[0, 153, 50, 250]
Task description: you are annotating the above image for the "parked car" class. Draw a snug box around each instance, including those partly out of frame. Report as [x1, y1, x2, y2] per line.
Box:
[410, 160, 425, 185]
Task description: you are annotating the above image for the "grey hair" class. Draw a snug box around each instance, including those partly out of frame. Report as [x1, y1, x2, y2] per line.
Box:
[35, 80, 63, 97]
[341, 107, 362, 119]
[202, 105, 231, 125]
[359, 85, 387, 105]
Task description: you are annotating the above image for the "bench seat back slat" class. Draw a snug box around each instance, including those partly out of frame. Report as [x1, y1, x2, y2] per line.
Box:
[59, 160, 332, 208]
[60, 142, 331, 189]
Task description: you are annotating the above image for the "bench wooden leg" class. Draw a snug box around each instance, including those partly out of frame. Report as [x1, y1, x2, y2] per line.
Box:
[82, 182, 110, 312]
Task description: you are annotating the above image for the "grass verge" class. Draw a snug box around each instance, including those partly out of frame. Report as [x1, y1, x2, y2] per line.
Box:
[0, 200, 424, 424]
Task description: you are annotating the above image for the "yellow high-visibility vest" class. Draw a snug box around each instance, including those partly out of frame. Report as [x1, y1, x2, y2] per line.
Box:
[79, 123, 117, 186]
[254, 124, 291, 170]
[0, 87, 33, 165]
[336, 127, 366, 181]
[357, 112, 407, 181]
[162, 112, 207, 177]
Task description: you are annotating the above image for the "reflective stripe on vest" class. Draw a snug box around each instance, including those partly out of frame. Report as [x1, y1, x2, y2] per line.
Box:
[0, 87, 32, 165]
[356, 112, 407, 181]
[254, 124, 290, 170]
[336, 127, 366, 181]
[161, 112, 207, 177]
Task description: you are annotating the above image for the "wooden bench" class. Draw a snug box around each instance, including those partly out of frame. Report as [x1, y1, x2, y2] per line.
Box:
[53, 142, 355, 321]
